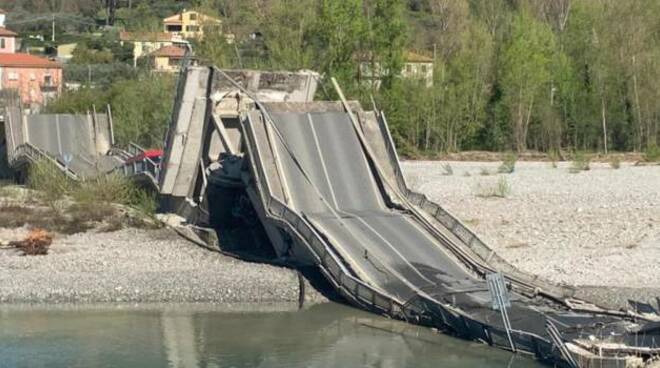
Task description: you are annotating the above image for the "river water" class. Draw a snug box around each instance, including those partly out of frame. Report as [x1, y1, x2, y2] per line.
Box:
[0, 302, 543, 368]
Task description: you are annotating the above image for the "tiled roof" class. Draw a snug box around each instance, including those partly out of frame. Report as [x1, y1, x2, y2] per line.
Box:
[0, 27, 17, 37]
[355, 50, 434, 63]
[163, 11, 221, 24]
[163, 14, 182, 24]
[119, 31, 174, 42]
[150, 45, 186, 58]
[0, 53, 61, 68]
[405, 51, 434, 63]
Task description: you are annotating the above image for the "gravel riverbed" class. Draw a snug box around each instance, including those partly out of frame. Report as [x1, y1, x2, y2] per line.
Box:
[0, 227, 324, 305]
[402, 160, 660, 304]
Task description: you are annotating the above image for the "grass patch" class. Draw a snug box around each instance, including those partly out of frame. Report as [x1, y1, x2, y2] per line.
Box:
[5, 159, 161, 234]
[476, 176, 511, 198]
[569, 151, 591, 173]
[644, 145, 660, 162]
[497, 152, 517, 174]
[27, 159, 74, 208]
[27, 159, 157, 215]
[0, 204, 95, 234]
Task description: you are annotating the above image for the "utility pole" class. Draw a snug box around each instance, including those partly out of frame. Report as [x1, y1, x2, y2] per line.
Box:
[51, 14, 55, 42]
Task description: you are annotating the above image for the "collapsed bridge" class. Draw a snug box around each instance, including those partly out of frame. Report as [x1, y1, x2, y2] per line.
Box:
[2, 66, 659, 367]
[159, 66, 660, 367]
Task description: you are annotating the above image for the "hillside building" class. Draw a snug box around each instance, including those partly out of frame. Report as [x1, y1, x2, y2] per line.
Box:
[0, 9, 62, 110]
[162, 10, 222, 40]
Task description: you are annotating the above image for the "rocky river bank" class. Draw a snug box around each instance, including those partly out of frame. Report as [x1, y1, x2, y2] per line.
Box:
[403, 160, 660, 309]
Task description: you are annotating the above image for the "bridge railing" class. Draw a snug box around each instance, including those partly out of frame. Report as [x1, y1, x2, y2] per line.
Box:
[9, 142, 79, 180]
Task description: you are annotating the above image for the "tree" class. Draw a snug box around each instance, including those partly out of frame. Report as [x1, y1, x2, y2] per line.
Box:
[500, 10, 556, 152]
[108, 74, 176, 147]
[260, 0, 316, 70]
[366, 0, 407, 89]
[310, 0, 366, 88]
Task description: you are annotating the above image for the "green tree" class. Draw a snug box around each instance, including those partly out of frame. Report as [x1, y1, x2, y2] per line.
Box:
[500, 10, 557, 152]
[108, 74, 175, 148]
[367, 0, 406, 89]
[311, 0, 366, 89]
[260, 0, 315, 70]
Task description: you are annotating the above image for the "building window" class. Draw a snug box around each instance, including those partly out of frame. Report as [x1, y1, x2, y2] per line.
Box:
[405, 64, 412, 73]
[8, 71, 18, 80]
[166, 25, 183, 32]
[0, 38, 4, 48]
[186, 25, 200, 32]
[44, 75, 52, 86]
[421, 65, 428, 73]
[189, 13, 197, 21]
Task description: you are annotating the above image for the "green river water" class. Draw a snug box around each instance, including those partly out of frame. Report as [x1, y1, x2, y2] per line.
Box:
[0, 302, 543, 368]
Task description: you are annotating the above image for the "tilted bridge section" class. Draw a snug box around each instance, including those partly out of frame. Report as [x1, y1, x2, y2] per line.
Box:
[158, 66, 660, 368]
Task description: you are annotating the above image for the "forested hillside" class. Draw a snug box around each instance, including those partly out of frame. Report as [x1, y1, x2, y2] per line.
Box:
[4, 0, 660, 155]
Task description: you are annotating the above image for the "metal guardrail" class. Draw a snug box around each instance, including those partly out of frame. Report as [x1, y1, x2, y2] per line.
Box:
[9, 142, 79, 180]
[111, 142, 160, 187]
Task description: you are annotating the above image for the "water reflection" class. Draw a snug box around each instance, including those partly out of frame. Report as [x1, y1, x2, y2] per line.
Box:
[0, 303, 542, 368]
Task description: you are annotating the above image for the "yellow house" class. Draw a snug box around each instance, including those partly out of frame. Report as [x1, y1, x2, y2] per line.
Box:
[119, 31, 181, 67]
[162, 10, 221, 40]
[358, 50, 435, 88]
[56, 43, 77, 62]
[149, 45, 187, 73]
[401, 51, 434, 88]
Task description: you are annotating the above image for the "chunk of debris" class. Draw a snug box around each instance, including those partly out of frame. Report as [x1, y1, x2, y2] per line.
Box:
[10, 228, 53, 255]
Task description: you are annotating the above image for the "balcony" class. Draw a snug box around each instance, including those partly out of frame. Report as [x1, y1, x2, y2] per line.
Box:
[40, 82, 59, 92]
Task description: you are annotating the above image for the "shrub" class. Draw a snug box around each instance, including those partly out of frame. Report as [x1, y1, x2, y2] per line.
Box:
[570, 151, 591, 173]
[73, 173, 135, 205]
[609, 156, 621, 169]
[645, 145, 660, 162]
[27, 159, 74, 207]
[498, 152, 517, 174]
[476, 176, 511, 198]
[27, 160, 157, 217]
[441, 162, 453, 176]
[131, 189, 158, 216]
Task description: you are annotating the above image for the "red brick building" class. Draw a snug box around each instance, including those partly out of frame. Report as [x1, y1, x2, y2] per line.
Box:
[0, 9, 62, 110]
[0, 53, 62, 108]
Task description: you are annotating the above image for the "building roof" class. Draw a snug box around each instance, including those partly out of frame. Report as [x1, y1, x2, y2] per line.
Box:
[119, 31, 174, 42]
[0, 27, 17, 37]
[0, 53, 61, 68]
[0, 8, 6, 14]
[405, 51, 434, 63]
[163, 10, 221, 24]
[150, 45, 186, 59]
[354, 50, 434, 64]
[163, 13, 183, 24]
